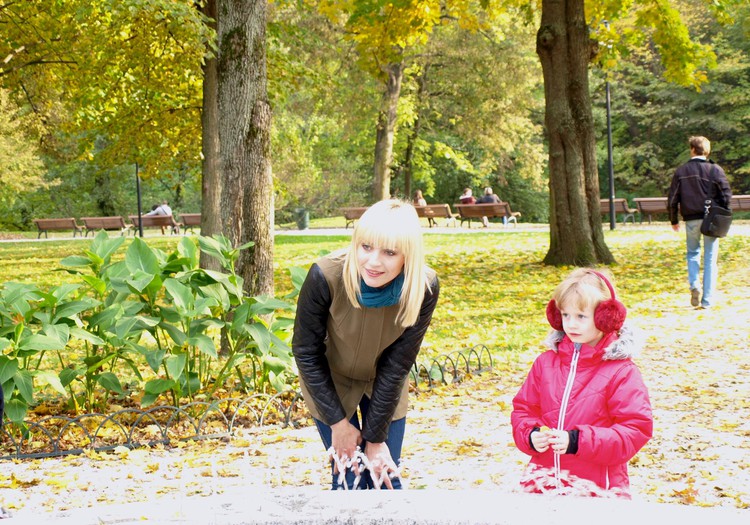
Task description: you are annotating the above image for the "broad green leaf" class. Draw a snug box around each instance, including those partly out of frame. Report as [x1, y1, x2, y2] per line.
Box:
[187, 334, 217, 358]
[144, 378, 176, 395]
[164, 278, 194, 312]
[244, 323, 272, 355]
[97, 372, 124, 394]
[21, 333, 65, 351]
[60, 367, 84, 388]
[125, 237, 160, 275]
[0, 356, 19, 383]
[4, 398, 27, 424]
[35, 370, 67, 395]
[14, 369, 34, 404]
[165, 354, 186, 379]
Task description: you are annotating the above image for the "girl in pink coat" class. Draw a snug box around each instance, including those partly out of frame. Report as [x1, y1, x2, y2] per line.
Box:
[511, 268, 652, 498]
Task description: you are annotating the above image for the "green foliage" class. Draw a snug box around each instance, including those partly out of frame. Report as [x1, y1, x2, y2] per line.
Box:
[0, 232, 300, 428]
[590, 0, 750, 198]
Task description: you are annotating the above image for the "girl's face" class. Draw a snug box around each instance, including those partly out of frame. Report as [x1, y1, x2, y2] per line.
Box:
[560, 302, 604, 347]
[357, 242, 405, 288]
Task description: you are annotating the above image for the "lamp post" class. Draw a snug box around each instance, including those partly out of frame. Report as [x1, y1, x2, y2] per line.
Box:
[135, 162, 144, 237]
[604, 21, 616, 230]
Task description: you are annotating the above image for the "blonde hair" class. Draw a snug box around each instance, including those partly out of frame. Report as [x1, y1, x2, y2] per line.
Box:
[342, 200, 429, 327]
[689, 136, 711, 156]
[552, 268, 615, 313]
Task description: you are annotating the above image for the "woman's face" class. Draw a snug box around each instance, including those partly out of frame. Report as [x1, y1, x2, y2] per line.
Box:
[357, 242, 405, 288]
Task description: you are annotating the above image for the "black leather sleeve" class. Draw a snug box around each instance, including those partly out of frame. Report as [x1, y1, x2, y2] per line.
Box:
[292, 264, 347, 425]
[362, 275, 440, 443]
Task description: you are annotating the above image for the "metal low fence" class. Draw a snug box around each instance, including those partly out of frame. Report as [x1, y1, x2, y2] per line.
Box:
[0, 345, 493, 461]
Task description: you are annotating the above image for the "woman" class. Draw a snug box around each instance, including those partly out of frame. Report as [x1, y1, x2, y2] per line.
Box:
[413, 190, 427, 207]
[292, 200, 439, 489]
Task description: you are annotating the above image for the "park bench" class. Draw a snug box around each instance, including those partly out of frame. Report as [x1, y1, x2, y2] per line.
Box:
[414, 204, 458, 227]
[180, 213, 201, 233]
[32, 218, 83, 238]
[599, 198, 637, 224]
[128, 214, 182, 235]
[730, 195, 750, 211]
[455, 202, 519, 228]
[633, 197, 669, 224]
[80, 216, 132, 237]
[341, 207, 368, 228]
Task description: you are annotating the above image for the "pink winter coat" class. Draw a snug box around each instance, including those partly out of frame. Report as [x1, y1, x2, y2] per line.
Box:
[511, 324, 653, 494]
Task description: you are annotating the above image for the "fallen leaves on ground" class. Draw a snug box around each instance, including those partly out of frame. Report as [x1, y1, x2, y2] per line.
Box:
[2, 259, 749, 517]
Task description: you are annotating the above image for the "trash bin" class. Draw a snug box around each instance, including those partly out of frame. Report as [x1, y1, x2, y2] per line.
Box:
[294, 208, 309, 230]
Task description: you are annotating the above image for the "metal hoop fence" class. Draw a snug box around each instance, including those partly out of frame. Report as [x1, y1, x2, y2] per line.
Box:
[0, 345, 493, 461]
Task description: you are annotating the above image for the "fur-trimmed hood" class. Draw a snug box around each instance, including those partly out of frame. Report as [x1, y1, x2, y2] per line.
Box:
[542, 321, 644, 361]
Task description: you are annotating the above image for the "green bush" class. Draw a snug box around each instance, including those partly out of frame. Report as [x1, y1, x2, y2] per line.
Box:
[0, 231, 302, 429]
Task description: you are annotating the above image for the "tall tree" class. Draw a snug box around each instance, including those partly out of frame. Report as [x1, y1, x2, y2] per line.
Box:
[200, 0, 222, 271]
[217, 0, 274, 296]
[317, 0, 442, 202]
[535, 0, 716, 265]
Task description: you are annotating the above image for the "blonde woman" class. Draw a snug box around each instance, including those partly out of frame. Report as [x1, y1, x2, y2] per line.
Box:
[292, 200, 439, 489]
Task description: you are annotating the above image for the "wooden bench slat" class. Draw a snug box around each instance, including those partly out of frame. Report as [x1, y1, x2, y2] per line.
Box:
[179, 213, 201, 233]
[730, 195, 750, 212]
[454, 203, 520, 228]
[33, 218, 83, 239]
[414, 204, 458, 227]
[599, 198, 637, 224]
[128, 214, 182, 235]
[80, 216, 132, 237]
[633, 197, 669, 224]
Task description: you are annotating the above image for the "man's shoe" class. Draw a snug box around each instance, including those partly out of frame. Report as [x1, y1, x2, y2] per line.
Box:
[690, 289, 700, 307]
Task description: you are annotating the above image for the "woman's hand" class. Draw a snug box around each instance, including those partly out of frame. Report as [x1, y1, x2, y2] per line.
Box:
[364, 442, 399, 489]
[331, 419, 362, 472]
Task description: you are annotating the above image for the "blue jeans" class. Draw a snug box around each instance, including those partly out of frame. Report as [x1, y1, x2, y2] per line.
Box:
[685, 219, 719, 307]
[313, 396, 405, 490]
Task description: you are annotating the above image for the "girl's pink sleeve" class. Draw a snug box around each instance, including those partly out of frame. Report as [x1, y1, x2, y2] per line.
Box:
[511, 356, 545, 456]
[574, 363, 653, 465]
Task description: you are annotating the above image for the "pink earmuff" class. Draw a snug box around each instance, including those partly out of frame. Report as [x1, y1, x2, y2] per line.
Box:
[546, 270, 626, 333]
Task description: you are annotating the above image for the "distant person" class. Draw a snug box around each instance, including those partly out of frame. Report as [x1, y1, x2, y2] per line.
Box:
[413, 190, 427, 207]
[475, 187, 501, 227]
[668, 136, 732, 309]
[511, 268, 652, 498]
[146, 200, 172, 216]
[459, 188, 475, 204]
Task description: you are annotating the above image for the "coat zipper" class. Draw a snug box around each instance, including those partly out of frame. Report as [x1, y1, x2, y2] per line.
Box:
[554, 343, 581, 490]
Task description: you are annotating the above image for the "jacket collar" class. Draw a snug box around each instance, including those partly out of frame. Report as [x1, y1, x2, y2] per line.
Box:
[542, 322, 643, 361]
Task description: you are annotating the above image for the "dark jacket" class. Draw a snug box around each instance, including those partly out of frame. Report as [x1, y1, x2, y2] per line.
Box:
[292, 255, 439, 443]
[476, 194, 501, 204]
[668, 158, 732, 224]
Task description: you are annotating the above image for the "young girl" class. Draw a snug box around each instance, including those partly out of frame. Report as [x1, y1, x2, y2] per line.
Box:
[293, 200, 439, 489]
[511, 268, 652, 497]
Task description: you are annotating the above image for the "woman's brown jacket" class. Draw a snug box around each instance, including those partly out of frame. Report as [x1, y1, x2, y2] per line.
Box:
[292, 255, 439, 443]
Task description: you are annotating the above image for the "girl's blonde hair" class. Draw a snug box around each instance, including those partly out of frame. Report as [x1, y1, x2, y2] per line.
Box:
[342, 199, 429, 327]
[552, 268, 615, 313]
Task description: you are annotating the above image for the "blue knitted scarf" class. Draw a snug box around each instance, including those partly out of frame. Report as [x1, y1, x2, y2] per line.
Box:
[358, 273, 404, 308]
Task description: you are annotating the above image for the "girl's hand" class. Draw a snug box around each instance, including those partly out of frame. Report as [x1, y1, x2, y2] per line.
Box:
[364, 442, 399, 489]
[331, 419, 362, 472]
[547, 429, 570, 454]
[531, 428, 551, 453]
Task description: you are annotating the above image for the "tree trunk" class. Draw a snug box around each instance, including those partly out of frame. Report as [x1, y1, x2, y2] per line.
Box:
[372, 62, 404, 202]
[402, 64, 429, 200]
[217, 0, 274, 296]
[199, 0, 222, 272]
[538, 0, 614, 266]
